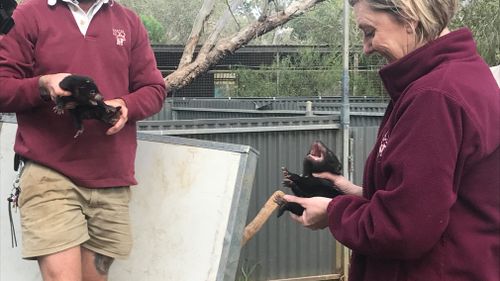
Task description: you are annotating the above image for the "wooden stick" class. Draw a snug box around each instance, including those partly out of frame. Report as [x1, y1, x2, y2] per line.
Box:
[241, 190, 285, 247]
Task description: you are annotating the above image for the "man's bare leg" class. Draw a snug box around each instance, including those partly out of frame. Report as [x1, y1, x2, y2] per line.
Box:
[81, 247, 114, 281]
[38, 246, 82, 281]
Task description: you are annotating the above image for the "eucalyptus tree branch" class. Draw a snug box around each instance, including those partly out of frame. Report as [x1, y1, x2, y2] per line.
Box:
[165, 0, 327, 92]
[177, 0, 216, 69]
[198, 0, 245, 56]
[259, 0, 271, 21]
[225, 0, 241, 29]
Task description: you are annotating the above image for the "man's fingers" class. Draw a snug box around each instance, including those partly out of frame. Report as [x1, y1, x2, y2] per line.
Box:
[105, 99, 128, 135]
[106, 118, 125, 135]
[106, 126, 120, 135]
[107, 124, 122, 135]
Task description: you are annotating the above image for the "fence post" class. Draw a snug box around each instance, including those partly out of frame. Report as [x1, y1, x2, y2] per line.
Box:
[341, 0, 351, 279]
[305, 101, 313, 116]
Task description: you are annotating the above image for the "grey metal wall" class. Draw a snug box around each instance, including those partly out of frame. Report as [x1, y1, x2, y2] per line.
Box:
[165, 96, 388, 110]
[0, 113, 15, 121]
[161, 108, 384, 127]
[138, 115, 381, 280]
[146, 97, 388, 125]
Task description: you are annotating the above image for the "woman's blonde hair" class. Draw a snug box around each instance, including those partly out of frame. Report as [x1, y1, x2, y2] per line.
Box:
[349, 0, 458, 44]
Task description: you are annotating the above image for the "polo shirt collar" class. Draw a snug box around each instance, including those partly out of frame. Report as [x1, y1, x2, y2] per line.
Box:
[48, 0, 110, 6]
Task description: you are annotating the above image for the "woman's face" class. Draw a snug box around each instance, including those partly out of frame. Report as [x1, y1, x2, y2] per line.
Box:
[354, 1, 418, 62]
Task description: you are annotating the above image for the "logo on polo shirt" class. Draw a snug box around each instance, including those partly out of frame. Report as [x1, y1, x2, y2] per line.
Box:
[112, 29, 126, 46]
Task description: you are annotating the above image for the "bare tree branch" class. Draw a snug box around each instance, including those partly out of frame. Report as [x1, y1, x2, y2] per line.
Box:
[225, 0, 241, 29]
[166, 0, 327, 93]
[177, 0, 216, 69]
[258, 0, 271, 21]
[199, 0, 245, 56]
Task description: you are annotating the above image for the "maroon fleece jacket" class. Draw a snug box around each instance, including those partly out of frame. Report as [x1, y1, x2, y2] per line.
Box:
[0, 0, 166, 187]
[328, 29, 499, 280]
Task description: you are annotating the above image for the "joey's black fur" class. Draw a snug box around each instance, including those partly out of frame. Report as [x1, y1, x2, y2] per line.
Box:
[277, 140, 343, 217]
[0, 0, 17, 34]
[56, 75, 121, 138]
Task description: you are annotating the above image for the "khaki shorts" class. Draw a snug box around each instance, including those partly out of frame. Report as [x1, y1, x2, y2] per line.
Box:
[18, 162, 132, 260]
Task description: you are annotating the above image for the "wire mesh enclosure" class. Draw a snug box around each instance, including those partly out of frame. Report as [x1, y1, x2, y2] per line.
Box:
[154, 45, 387, 98]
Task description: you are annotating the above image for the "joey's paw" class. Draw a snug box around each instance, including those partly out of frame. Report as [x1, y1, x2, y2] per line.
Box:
[273, 193, 286, 206]
[282, 178, 295, 188]
[281, 167, 292, 179]
[280, 167, 291, 182]
[275, 195, 289, 218]
[53, 106, 65, 115]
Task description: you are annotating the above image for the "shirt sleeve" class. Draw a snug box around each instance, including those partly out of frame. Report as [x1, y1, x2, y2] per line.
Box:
[120, 15, 166, 122]
[327, 89, 463, 260]
[0, 9, 45, 112]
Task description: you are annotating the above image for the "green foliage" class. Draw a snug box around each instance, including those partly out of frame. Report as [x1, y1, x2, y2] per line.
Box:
[234, 48, 343, 97]
[140, 15, 166, 43]
[288, 0, 345, 45]
[350, 67, 384, 96]
[119, 0, 497, 97]
[451, 0, 500, 65]
[120, 0, 205, 44]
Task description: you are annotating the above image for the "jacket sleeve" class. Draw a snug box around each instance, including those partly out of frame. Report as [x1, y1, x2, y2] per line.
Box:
[120, 15, 166, 122]
[327, 89, 462, 260]
[0, 9, 45, 112]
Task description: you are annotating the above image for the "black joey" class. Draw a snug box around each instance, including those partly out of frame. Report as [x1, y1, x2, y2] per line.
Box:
[56, 75, 121, 138]
[276, 140, 343, 217]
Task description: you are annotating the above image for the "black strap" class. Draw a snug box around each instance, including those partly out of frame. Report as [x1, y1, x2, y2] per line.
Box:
[14, 153, 27, 171]
[14, 153, 20, 171]
[7, 187, 20, 248]
[8, 153, 23, 248]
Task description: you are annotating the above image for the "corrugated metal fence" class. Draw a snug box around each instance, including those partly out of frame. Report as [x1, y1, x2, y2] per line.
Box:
[148, 97, 386, 128]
